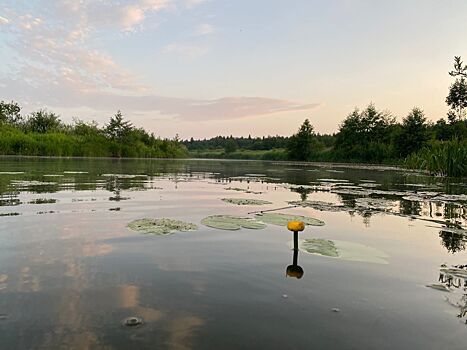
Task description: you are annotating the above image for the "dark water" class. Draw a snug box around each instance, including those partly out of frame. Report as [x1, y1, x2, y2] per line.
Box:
[0, 157, 466, 350]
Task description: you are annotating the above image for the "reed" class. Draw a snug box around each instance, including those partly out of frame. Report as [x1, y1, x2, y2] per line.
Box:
[405, 140, 467, 177]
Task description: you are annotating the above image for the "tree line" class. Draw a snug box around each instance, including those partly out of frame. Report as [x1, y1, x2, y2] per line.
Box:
[0, 106, 187, 158]
[185, 56, 467, 176]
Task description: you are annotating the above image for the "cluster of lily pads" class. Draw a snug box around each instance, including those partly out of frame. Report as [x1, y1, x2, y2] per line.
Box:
[127, 212, 325, 235]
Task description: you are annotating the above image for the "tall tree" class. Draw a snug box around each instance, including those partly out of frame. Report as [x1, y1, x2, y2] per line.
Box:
[335, 104, 395, 161]
[224, 137, 238, 154]
[105, 110, 133, 140]
[26, 109, 62, 133]
[287, 119, 316, 161]
[446, 56, 467, 122]
[395, 107, 429, 157]
[0, 100, 21, 125]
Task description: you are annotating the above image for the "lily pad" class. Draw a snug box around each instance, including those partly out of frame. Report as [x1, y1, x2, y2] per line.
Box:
[426, 284, 451, 292]
[221, 198, 272, 206]
[288, 200, 350, 212]
[255, 212, 325, 226]
[29, 198, 57, 204]
[355, 197, 395, 211]
[437, 227, 467, 236]
[127, 218, 197, 235]
[299, 238, 338, 257]
[225, 187, 263, 194]
[440, 268, 467, 278]
[294, 238, 389, 264]
[201, 215, 266, 230]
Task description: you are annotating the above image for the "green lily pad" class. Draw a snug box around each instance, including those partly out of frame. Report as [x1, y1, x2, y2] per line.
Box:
[127, 218, 197, 235]
[440, 268, 467, 278]
[288, 200, 350, 212]
[201, 215, 266, 230]
[294, 238, 389, 264]
[299, 238, 338, 257]
[426, 284, 451, 292]
[225, 187, 263, 194]
[255, 212, 325, 226]
[221, 198, 272, 206]
[355, 197, 395, 211]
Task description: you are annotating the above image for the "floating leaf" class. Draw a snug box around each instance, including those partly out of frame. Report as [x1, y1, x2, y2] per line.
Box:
[221, 198, 272, 205]
[438, 227, 467, 236]
[101, 173, 146, 179]
[29, 198, 57, 204]
[225, 187, 263, 194]
[440, 268, 467, 278]
[317, 178, 350, 183]
[294, 238, 389, 264]
[299, 238, 338, 257]
[201, 215, 266, 230]
[426, 284, 451, 292]
[256, 212, 325, 226]
[354, 197, 395, 211]
[127, 218, 197, 235]
[288, 200, 350, 212]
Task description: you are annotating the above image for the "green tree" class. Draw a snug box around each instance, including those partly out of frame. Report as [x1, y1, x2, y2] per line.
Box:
[446, 56, 467, 122]
[0, 100, 21, 125]
[105, 110, 133, 140]
[224, 137, 238, 154]
[335, 104, 395, 162]
[287, 119, 316, 161]
[395, 107, 430, 157]
[72, 118, 100, 136]
[26, 109, 62, 133]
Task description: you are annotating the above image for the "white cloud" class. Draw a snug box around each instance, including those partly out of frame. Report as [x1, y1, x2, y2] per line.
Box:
[194, 23, 214, 36]
[0, 16, 9, 25]
[163, 42, 209, 58]
[0, 0, 319, 128]
[184, 0, 209, 9]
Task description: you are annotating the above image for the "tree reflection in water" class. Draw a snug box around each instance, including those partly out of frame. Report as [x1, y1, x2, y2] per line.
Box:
[436, 265, 467, 324]
[439, 230, 466, 254]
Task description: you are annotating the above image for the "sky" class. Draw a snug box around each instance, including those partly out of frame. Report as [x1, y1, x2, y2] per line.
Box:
[0, 0, 466, 139]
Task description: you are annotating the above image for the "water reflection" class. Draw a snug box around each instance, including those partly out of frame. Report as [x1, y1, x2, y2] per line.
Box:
[285, 227, 304, 279]
[434, 265, 467, 324]
[1, 158, 467, 348]
[439, 230, 467, 254]
[286, 249, 304, 279]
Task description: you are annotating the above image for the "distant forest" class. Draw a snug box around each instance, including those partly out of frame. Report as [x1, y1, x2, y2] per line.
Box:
[1, 56, 466, 176]
[184, 56, 467, 177]
[0, 106, 187, 158]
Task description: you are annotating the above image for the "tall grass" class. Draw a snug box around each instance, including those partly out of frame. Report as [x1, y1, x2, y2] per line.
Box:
[0, 124, 187, 158]
[405, 140, 467, 177]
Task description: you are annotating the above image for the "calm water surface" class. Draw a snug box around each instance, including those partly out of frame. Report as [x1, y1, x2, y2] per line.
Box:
[0, 158, 466, 349]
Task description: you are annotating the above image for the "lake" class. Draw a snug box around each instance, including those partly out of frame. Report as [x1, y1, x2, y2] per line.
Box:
[0, 157, 466, 349]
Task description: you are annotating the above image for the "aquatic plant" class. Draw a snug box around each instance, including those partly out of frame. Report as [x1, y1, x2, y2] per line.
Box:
[221, 198, 272, 205]
[288, 200, 350, 212]
[426, 283, 451, 292]
[28, 198, 57, 204]
[127, 218, 198, 235]
[405, 140, 467, 177]
[295, 238, 389, 264]
[299, 238, 338, 257]
[201, 215, 266, 230]
[255, 212, 325, 226]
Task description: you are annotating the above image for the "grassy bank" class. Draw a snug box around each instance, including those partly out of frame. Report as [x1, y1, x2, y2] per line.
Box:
[0, 120, 187, 159]
[188, 148, 288, 160]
